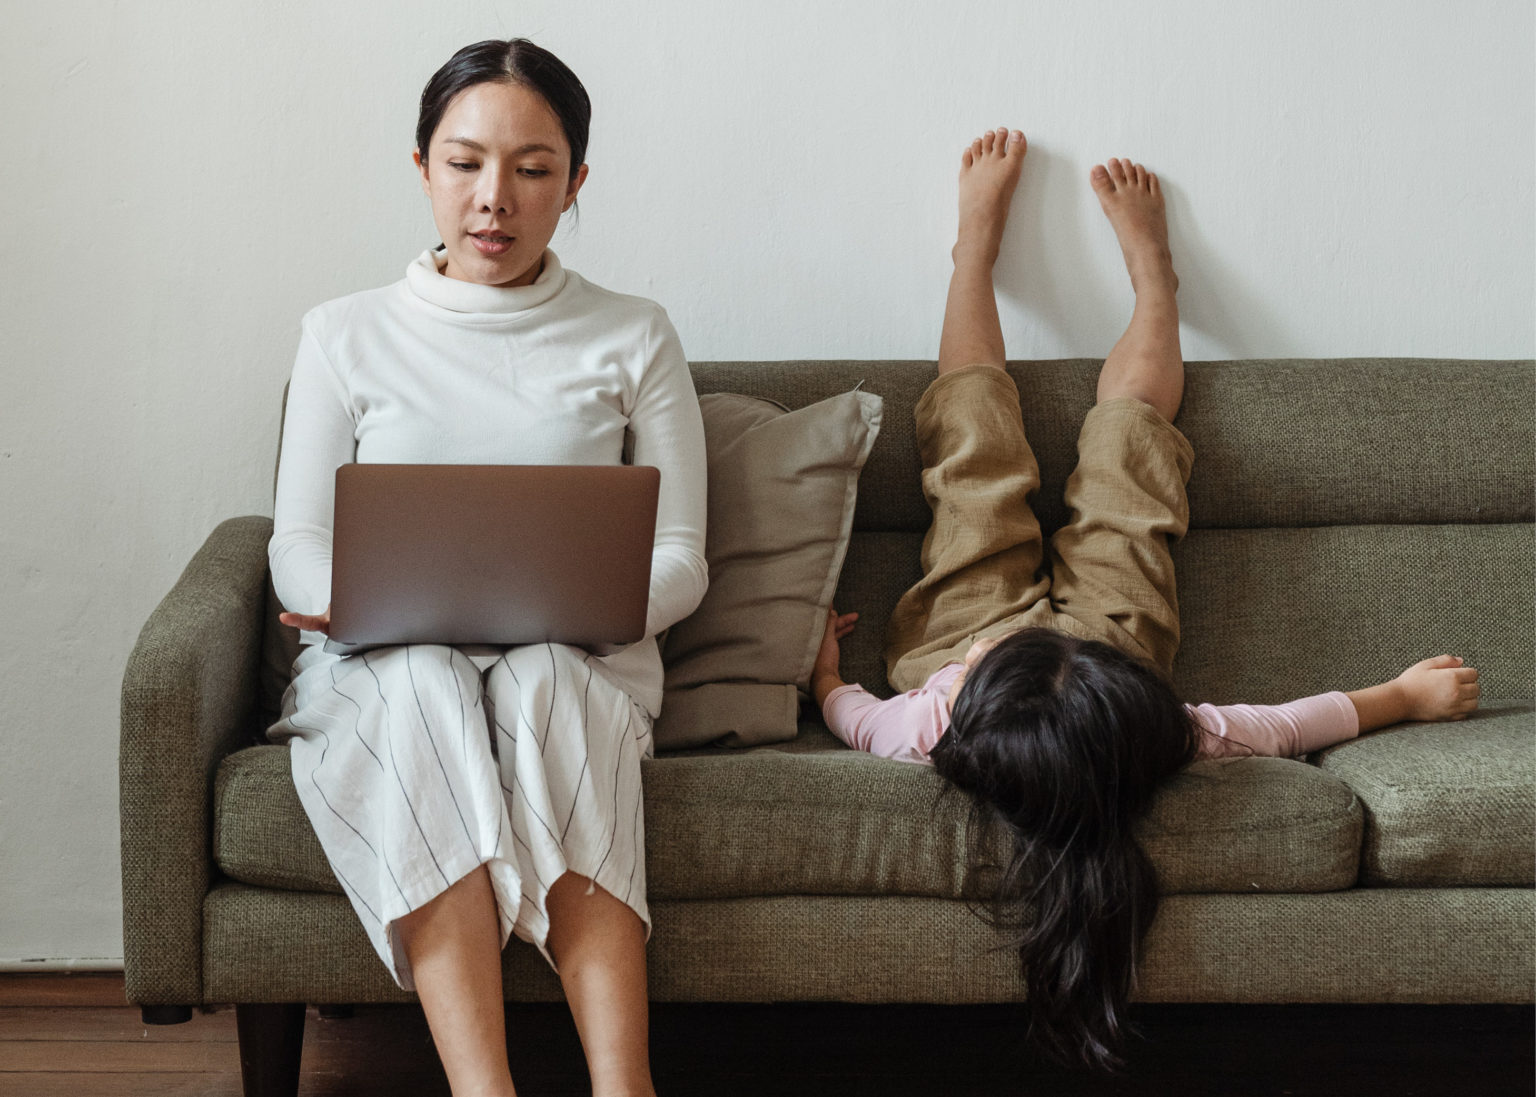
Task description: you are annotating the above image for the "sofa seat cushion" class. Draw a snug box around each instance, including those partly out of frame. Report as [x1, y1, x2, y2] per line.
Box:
[215, 723, 1361, 900]
[1315, 702, 1535, 886]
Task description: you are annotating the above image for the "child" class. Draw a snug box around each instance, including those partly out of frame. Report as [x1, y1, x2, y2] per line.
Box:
[811, 128, 1481, 1070]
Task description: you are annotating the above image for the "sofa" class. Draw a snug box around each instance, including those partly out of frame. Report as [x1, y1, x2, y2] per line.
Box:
[120, 358, 1535, 1096]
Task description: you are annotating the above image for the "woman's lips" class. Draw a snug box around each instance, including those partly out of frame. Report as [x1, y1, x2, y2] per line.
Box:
[470, 232, 513, 256]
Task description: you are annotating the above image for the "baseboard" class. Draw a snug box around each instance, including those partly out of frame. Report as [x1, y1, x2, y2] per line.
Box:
[0, 957, 124, 972]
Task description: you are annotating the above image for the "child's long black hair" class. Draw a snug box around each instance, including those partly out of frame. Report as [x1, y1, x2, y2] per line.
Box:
[930, 628, 1199, 1071]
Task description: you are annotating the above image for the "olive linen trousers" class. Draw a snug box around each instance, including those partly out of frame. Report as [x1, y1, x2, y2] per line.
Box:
[885, 365, 1196, 692]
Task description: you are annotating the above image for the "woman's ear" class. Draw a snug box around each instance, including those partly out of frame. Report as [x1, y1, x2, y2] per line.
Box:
[563, 162, 590, 212]
[414, 148, 431, 196]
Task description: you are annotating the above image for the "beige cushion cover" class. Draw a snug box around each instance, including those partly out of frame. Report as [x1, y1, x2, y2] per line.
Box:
[653, 389, 881, 748]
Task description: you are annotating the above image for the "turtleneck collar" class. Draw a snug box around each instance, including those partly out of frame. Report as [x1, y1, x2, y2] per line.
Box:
[405, 247, 568, 315]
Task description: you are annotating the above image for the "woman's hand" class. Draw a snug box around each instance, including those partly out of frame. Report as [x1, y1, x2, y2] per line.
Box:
[279, 604, 332, 636]
[811, 608, 858, 708]
[1348, 654, 1480, 732]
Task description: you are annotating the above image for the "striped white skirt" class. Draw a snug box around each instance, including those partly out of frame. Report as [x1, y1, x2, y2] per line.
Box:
[268, 641, 653, 989]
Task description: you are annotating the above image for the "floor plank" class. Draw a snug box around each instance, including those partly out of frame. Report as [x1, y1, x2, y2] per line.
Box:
[0, 1006, 238, 1042]
[3, 1038, 236, 1072]
[0, 1074, 244, 1097]
[0, 974, 128, 1009]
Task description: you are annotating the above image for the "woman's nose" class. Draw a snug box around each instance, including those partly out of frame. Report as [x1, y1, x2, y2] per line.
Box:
[476, 168, 514, 214]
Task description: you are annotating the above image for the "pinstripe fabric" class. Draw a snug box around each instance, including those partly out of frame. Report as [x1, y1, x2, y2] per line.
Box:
[268, 641, 651, 989]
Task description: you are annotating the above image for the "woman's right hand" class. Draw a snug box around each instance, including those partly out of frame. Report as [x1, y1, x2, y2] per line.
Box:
[279, 604, 332, 636]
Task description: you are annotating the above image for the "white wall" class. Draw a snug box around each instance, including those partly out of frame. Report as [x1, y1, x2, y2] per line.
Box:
[1, 0, 1531, 965]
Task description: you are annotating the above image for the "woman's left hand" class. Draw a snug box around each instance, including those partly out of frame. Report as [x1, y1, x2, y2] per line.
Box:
[279, 604, 332, 636]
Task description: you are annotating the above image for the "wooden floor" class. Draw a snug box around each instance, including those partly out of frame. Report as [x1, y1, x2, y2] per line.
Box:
[1, 975, 1531, 1096]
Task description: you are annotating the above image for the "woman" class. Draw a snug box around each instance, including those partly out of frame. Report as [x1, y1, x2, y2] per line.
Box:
[267, 39, 707, 1097]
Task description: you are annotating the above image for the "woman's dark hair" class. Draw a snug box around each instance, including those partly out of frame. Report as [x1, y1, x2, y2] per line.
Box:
[416, 38, 591, 179]
[930, 628, 1199, 1072]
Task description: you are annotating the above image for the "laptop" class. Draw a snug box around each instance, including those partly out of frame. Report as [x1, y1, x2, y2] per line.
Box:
[326, 464, 659, 651]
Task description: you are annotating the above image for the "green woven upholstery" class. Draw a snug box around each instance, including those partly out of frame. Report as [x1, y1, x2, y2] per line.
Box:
[202, 884, 1533, 1005]
[215, 734, 1363, 901]
[121, 359, 1536, 1017]
[1172, 525, 1534, 704]
[689, 359, 1535, 536]
[1317, 703, 1536, 885]
[120, 516, 271, 1005]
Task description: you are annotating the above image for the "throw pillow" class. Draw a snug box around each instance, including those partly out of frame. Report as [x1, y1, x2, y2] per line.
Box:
[653, 388, 883, 749]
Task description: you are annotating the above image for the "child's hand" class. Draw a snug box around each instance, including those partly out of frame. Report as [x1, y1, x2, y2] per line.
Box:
[1395, 655, 1480, 722]
[814, 608, 859, 679]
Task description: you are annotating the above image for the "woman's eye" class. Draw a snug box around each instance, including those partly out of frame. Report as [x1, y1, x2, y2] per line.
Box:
[448, 161, 477, 172]
[519, 168, 551, 177]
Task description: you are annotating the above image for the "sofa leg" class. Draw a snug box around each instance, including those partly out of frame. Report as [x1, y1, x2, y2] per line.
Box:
[236, 1002, 306, 1097]
[140, 1005, 193, 1024]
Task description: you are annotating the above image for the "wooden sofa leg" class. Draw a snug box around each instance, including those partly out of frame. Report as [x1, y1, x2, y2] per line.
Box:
[236, 1003, 306, 1097]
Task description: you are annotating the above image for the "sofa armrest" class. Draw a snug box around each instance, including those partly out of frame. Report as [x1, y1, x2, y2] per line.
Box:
[120, 515, 274, 1006]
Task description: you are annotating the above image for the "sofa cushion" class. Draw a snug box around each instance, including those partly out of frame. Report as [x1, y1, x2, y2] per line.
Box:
[215, 731, 1361, 900]
[1172, 524, 1534, 706]
[1140, 757, 1361, 894]
[1315, 702, 1535, 886]
[646, 737, 1362, 899]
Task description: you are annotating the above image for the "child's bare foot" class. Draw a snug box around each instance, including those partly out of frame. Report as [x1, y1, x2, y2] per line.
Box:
[1090, 158, 1183, 420]
[1090, 158, 1177, 297]
[955, 127, 1026, 267]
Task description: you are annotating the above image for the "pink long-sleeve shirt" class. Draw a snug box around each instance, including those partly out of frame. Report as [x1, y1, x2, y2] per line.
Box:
[822, 663, 1359, 764]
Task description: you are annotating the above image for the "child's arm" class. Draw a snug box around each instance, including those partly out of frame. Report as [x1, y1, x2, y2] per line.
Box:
[812, 609, 957, 761]
[811, 608, 859, 707]
[1194, 655, 1482, 759]
[1346, 654, 1481, 731]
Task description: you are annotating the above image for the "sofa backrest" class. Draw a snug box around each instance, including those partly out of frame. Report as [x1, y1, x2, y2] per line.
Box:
[257, 358, 1535, 722]
[689, 359, 1536, 705]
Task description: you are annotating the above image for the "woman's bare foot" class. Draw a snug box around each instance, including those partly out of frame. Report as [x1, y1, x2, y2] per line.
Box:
[955, 127, 1027, 267]
[1090, 158, 1177, 296]
[1090, 158, 1184, 420]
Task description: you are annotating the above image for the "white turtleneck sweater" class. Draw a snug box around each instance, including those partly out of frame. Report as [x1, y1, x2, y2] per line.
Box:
[269, 248, 709, 714]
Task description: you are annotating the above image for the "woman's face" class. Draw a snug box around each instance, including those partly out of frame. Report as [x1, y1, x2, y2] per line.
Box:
[415, 81, 588, 287]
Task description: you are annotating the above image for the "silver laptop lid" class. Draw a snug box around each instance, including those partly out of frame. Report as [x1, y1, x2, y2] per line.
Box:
[329, 464, 659, 649]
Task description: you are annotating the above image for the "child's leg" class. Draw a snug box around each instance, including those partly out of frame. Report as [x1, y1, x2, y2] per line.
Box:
[938, 130, 1021, 375]
[886, 129, 1054, 692]
[1091, 159, 1182, 420]
[1048, 160, 1193, 677]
